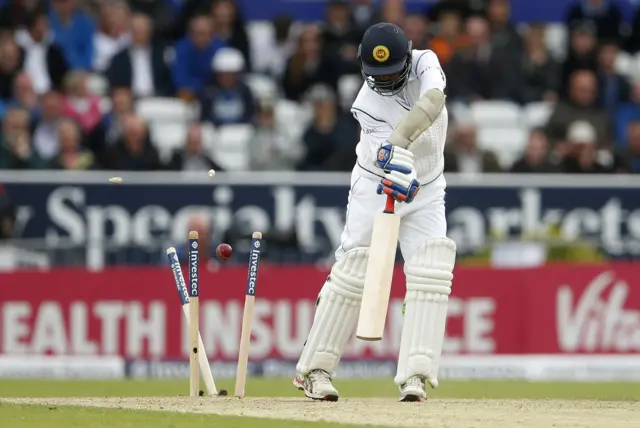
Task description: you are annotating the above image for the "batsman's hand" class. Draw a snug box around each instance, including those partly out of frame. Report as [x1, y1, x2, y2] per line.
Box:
[375, 143, 414, 174]
[374, 143, 419, 203]
[377, 170, 420, 203]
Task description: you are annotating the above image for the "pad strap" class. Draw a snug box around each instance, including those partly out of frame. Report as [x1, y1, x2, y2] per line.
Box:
[296, 248, 368, 375]
[395, 238, 456, 387]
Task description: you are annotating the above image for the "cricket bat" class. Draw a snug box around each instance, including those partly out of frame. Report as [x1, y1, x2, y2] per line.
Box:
[356, 195, 400, 341]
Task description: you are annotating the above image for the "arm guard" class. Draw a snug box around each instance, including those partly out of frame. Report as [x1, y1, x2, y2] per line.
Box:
[388, 89, 446, 148]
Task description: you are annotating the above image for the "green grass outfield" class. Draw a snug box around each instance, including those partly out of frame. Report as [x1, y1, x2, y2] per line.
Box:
[0, 379, 638, 428]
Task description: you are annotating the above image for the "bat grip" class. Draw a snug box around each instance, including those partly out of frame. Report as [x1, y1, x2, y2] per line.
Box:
[383, 195, 395, 214]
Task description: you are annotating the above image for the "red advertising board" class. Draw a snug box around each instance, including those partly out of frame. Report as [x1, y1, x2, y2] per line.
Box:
[1, 264, 638, 359]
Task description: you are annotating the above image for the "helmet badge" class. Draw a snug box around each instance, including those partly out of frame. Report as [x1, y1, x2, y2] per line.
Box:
[372, 45, 390, 63]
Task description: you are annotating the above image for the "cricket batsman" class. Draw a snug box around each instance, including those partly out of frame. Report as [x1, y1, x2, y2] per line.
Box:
[293, 22, 457, 402]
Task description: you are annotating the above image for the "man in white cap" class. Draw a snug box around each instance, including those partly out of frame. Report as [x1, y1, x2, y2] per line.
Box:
[561, 120, 612, 173]
[199, 47, 255, 126]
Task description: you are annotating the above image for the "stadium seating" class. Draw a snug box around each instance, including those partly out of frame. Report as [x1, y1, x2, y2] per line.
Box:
[522, 101, 554, 129]
[470, 100, 522, 127]
[245, 73, 278, 101]
[87, 73, 109, 97]
[150, 122, 188, 162]
[211, 124, 255, 170]
[477, 127, 528, 168]
[338, 74, 363, 112]
[136, 98, 197, 123]
[275, 99, 313, 142]
[544, 23, 568, 60]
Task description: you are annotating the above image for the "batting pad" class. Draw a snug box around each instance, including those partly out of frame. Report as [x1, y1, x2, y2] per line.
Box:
[395, 238, 456, 387]
[296, 247, 368, 375]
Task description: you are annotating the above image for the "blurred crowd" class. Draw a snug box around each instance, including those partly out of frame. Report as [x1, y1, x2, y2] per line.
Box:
[0, 0, 638, 174]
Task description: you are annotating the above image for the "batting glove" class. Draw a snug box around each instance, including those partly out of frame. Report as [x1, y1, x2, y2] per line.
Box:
[377, 171, 420, 203]
[375, 143, 415, 174]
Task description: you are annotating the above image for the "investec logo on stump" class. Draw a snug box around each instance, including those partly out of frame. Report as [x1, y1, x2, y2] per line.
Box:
[190, 240, 198, 285]
[171, 258, 189, 303]
[247, 250, 259, 296]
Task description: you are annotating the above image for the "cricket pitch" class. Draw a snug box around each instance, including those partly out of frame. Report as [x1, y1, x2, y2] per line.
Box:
[1, 396, 636, 428]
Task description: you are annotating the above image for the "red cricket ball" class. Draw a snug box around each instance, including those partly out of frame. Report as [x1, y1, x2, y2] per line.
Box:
[216, 243, 233, 261]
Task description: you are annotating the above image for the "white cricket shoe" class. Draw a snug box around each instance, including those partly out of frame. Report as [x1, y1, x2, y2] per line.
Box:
[293, 369, 339, 401]
[399, 376, 427, 402]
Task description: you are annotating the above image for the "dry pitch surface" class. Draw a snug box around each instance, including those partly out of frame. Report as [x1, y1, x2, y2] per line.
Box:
[2, 396, 637, 428]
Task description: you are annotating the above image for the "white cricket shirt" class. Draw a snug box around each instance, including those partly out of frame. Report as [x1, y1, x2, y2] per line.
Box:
[351, 49, 449, 185]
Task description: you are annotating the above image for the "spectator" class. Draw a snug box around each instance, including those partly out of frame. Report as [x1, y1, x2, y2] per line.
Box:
[595, 40, 629, 113]
[128, 0, 174, 40]
[61, 71, 102, 133]
[380, 0, 405, 26]
[0, 0, 46, 33]
[168, 123, 221, 171]
[444, 122, 502, 174]
[1, 106, 30, 139]
[561, 22, 598, 88]
[510, 129, 558, 173]
[0, 37, 23, 102]
[211, 0, 251, 71]
[446, 16, 515, 102]
[14, 10, 68, 94]
[517, 24, 560, 103]
[49, 0, 95, 70]
[248, 100, 304, 170]
[0, 184, 16, 239]
[283, 24, 338, 101]
[170, 213, 219, 270]
[90, 87, 134, 157]
[350, 0, 379, 36]
[486, 0, 522, 55]
[32, 90, 63, 161]
[298, 84, 356, 171]
[172, 14, 225, 99]
[93, 1, 131, 73]
[322, 0, 360, 66]
[107, 13, 174, 97]
[617, 121, 640, 173]
[560, 120, 612, 173]
[546, 70, 611, 148]
[200, 47, 254, 125]
[626, 7, 640, 53]
[252, 14, 296, 79]
[565, 0, 622, 42]
[0, 107, 44, 169]
[402, 14, 429, 50]
[426, 0, 475, 23]
[169, 0, 211, 42]
[325, 3, 361, 77]
[429, 9, 468, 66]
[615, 81, 640, 147]
[105, 114, 162, 170]
[49, 118, 95, 170]
[8, 72, 40, 119]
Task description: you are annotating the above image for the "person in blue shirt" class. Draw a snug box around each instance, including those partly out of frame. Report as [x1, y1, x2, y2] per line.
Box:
[617, 121, 640, 173]
[199, 47, 254, 126]
[49, 0, 95, 70]
[614, 82, 640, 148]
[172, 13, 225, 99]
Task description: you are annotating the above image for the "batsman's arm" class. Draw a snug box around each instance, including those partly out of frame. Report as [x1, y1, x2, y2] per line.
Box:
[388, 51, 447, 149]
[387, 89, 445, 149]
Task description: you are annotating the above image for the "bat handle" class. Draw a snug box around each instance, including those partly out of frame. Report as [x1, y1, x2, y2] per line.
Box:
[383, 195, 395, 214]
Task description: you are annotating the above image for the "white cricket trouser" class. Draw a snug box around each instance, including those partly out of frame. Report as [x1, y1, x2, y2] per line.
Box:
[335, 167, 447, 262]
